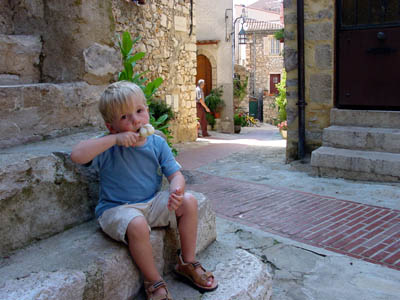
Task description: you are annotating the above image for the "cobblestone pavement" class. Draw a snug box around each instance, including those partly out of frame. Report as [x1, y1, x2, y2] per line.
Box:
[175, 124, 400, 271]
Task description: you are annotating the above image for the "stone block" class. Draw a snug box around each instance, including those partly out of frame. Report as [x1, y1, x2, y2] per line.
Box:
[83, 43, 122, 85]
[0, 192, 216, 300]
[330, 109, 400, 128]
[0, 35, 41, 84]
[305, 23, 333, 41]
[0, 82, 105, 148]
[284, 47, 298, 72]
[323, 126, 400, 153]
[311, 146, 400, 182]
[174, 16, 187, 32]
[315, 44, 332, 69]
[0, 271, 86, 300]
[309, 74, 332, 104]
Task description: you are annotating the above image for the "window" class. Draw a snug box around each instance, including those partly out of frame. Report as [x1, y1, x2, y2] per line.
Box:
[270, 38, 281, 55]
[270, 74, 281, 95]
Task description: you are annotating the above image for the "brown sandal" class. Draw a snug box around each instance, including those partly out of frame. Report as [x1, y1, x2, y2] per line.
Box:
[174, 252, 218, 293]
[144, 279, 173, 300]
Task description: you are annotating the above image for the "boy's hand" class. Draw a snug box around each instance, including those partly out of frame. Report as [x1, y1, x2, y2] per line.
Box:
[168, 187, 184, 211]
[115, 132, 141, 147]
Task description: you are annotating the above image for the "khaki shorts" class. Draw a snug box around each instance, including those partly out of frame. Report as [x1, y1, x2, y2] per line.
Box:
[98, 191, 176, 244]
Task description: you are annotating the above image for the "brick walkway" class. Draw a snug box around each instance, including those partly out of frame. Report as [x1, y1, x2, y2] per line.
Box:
[176, 134, 400, 271]
[186, 171, 400, 271]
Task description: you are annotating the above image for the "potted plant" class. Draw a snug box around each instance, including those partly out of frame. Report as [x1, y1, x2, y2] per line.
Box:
[274, 28, 284, 43]
[233, 112, 247, 134]
[205, 86, 224, 118]
[277, 120, 288, 139]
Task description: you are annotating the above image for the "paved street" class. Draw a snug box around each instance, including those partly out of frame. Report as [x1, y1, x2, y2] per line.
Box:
[175, 124, 400, 271]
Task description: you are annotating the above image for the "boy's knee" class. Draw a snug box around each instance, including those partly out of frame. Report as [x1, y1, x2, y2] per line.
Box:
[184, 192, 198, 210]
[126, 216, 149, 241]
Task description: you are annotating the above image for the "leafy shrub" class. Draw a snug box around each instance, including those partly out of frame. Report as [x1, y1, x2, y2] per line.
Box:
[205, 86, 224, 114]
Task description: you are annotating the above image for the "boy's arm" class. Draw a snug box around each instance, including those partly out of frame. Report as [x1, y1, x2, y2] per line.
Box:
[167, 170, 186, 211]
[71, 131, 142, 164]
[71, 134, 117, 165]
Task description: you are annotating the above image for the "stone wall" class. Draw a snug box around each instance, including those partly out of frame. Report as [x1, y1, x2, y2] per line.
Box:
[112, 0, 198, 142]
[284, 0, 335, 160]
[2, 0, 198, 143]
[245, 32, 283, 123]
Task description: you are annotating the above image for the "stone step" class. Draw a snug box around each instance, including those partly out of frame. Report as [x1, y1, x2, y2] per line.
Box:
[0, 81, 105, 149]
[323, 125, 400, 153]
[0, 130, 101, 256]
[0, 220, 270, 300]
[0, 35, 42, 84]
[311, 146, 400, 182]
[330, 108, 400, 129]
[0, 131, 201, 258]
[0, 206, 217, 300]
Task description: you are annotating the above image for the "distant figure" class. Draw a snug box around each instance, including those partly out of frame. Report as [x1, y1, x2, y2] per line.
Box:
[196, 79, 211, 137]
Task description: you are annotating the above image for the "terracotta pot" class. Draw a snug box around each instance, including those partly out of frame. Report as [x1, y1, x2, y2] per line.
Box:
[234, 125, 241, 134]
[214, 112, 221, 119]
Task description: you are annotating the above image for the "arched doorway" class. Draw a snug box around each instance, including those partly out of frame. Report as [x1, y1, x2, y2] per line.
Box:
[196, 55, 212, 97]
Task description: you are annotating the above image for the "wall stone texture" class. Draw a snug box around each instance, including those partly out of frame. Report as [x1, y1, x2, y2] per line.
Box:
[2, 0, 198, 145]
[245, 32, 283, 124]
[284, 0, 335, 161]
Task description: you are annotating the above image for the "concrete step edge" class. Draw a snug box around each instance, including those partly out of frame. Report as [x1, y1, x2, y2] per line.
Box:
[330, 108, 400, 129]
[322, 126, 400, 153]
[311, 146, 400, 182]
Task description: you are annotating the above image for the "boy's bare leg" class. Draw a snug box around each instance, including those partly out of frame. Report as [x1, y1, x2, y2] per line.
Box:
[176, 193, 215, 288]
[175, 193, 198, 263]
[126, 216, 166, 297]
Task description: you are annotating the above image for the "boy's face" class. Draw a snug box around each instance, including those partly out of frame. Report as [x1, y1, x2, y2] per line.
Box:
[106, 96, 149, 134]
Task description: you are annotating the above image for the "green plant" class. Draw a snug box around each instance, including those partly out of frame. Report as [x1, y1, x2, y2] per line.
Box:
[274, 28, 284, 41]
[205, 86, 224, 113]
[206, 113, 216, 129]
[117, 31, 177, 155]
[275, 70, 287, 123]
[234, 112, 247, 127]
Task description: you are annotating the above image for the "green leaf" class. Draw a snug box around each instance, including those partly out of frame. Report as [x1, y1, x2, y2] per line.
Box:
[127, 52, 145, 64]
[122, 32, 133, 56]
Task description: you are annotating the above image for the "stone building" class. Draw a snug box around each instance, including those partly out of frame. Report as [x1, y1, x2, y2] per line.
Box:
[0, 0, 198, 147]
[245, 20, 284, 124]
[196, 0, 234, 133]
[284, 0, 400, 181]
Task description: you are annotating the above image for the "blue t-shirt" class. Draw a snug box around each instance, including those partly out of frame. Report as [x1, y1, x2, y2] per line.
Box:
[89, 134, 181, 218]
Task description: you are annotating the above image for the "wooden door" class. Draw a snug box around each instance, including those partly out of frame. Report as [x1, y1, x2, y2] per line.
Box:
[337, 0, 400, 109]
[270, 74, 281, 95]
[196, 55, 212, 97]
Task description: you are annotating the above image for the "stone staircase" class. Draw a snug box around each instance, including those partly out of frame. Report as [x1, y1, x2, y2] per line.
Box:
[311, 108, 400, 182]
[0, 33, 272, 300]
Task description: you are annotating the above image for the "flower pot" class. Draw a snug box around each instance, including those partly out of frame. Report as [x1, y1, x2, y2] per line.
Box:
[234, 125, 241, 134]
[279, 129, 287, 139]
[214, 112, 221, 119]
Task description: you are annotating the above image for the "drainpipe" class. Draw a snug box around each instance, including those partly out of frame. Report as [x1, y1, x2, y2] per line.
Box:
[297, 0, 306, 160]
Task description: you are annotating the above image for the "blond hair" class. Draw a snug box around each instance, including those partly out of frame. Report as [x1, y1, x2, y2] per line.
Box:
[99, 81, 147, 123]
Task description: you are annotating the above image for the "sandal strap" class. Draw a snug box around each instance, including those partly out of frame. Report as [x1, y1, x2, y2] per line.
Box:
[144, 279, 173, 300]
[176, 253, 215, 286]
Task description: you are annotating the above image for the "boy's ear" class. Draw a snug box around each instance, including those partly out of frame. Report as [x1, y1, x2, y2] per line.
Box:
[105, 123, 116, 134]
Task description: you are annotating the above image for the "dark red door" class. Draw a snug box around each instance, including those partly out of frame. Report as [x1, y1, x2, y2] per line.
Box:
[270, 74, 281, 95]
[337, 0, 400, 109]
[196, 55, 212, 97]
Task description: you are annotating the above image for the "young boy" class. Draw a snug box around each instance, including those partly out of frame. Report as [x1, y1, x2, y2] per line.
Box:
[71, 81, 217, 300]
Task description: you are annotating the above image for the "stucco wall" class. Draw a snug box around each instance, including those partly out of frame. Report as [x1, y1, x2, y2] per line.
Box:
[284, 0, 335, 160]
[197, 0, 234, 133]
